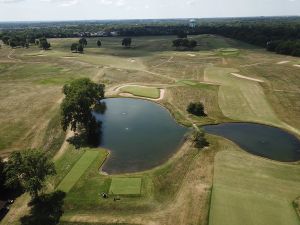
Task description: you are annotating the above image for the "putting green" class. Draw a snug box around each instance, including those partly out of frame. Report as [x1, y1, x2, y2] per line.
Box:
[120, 86, 160, 99]
[57, 150, 100, 193]
[109, 177, 142, 195]
[209, 150, 300, 225]
[204, 67, 281, 125]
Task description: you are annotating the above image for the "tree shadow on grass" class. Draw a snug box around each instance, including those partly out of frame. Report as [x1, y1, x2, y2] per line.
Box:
[20, 191, 66, 225]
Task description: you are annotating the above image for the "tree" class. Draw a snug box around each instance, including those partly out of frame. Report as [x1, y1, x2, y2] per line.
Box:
[5, 149, 56, 199]
[97, 40, 102, 47]
[77, 44, 84, 53]
[187, 102, 206, 116]
[191, 130, 209, 149]
[122, 38, 132, 48]
[60, 78, 105, 144]
[71, 43, 79, 52]
[189, 39, 197, 49]
[177, 31, 188, 38]
[79, 38, 87, 47]
[39, 38, 51, 50]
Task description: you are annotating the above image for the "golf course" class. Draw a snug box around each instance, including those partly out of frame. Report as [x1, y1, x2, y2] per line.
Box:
[0, 34, 300, 225]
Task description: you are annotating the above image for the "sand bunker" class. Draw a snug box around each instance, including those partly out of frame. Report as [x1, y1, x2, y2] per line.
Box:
[230, 73, 264, 82]
[277, 61, 290, 64]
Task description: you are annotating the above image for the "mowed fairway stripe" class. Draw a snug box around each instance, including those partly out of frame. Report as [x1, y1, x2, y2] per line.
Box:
[57, 151, 100, 193]
[209, 151, 300, 225]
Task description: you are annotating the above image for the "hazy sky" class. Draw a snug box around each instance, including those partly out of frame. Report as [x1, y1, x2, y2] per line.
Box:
[0, 0, 299, 21]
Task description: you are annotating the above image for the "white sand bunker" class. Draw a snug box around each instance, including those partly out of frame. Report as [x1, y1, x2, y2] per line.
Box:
[129, 59, 136, 62]
[277, 61, 290, 64]
[187, 54, 196, 57]
[230, 73, 264, 83]
[294, 64, 300, 68]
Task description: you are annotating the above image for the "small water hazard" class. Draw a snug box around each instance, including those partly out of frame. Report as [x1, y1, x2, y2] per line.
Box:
[204, 123, 300, 162]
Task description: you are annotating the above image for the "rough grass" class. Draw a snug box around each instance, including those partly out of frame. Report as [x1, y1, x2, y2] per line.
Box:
[209, 150, 300, 225]
[57, 150, 103, 193]
[109, 178, 142, 196]
[120, 86, 160, 99]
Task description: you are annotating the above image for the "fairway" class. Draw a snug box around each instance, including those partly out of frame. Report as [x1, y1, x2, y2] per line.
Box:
[109, 177, 142, 195]
[204, 67, 282, 126]
[57, 150, 100, 193]
[209, 150, 300, 225]
[120, 85, 160, 99]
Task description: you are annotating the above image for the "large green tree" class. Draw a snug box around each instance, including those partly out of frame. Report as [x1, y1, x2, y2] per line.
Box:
[122, 38, 132, 47]
[191, 130, 209, 149]
[5, 149, 56, 199]
[39, 38, 51, 50]
[97, 40, 102, 47]
[79, 38, 87, 47]
[60, 78, 105, 133]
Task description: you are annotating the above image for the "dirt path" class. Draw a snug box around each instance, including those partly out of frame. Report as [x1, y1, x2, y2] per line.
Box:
[53, 130, 74, 161]
[230, 73, 264, 82]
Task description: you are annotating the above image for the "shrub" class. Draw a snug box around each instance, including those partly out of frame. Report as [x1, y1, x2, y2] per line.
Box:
[187, 102, 206, 116]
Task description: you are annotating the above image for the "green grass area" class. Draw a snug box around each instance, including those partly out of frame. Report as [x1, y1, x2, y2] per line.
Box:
[109, 178, 142, 196]
[204, 66, 283, 126]
[209, 150, 300, 225]
[57, 150, 102, 193]
[120, 86, 160, 99]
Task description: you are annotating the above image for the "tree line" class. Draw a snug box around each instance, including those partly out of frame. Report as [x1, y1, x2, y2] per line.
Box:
[1, 17, 300, 56]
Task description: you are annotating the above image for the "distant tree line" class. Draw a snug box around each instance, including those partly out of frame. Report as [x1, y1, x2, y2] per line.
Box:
[1, 17, 300, 56]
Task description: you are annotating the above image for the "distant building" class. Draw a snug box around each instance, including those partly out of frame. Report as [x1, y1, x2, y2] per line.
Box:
[189, 19, 196, 28]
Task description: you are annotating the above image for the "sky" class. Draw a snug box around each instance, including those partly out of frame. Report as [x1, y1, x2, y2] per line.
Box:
[0, 0, 299, 22]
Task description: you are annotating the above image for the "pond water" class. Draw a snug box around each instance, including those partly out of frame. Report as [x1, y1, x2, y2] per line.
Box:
[93, 98, 188, 174]
[204, 123, 300, 162]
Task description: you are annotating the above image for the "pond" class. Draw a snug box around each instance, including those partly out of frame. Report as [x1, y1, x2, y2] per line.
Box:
[93, 98, 188, 174]
[203, 123, 300, 162]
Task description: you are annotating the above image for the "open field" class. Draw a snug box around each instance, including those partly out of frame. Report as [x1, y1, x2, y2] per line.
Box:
[0, 34, 300, 225]
[210, 150, 300, 225]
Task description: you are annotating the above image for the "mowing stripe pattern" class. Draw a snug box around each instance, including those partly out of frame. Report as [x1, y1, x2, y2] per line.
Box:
[57, 151, 100, 193]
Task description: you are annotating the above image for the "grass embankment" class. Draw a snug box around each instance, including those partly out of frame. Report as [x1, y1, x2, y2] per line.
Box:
[209, 150, 300, 225]
[120, 86, 160, 99]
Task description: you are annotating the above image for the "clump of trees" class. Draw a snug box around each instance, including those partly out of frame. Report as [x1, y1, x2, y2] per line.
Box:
[187, 102, 206, 116]
[71, 43, 84, 53]
[4, 149, 56, 199]
[191, 130, 209, 149]
[267, 40, 300, 56]
[39, 38, 51, 50]
[60, 78, 105, 147]
[173, 38, 197, 50]
[71, 38, 88, 53]
[122, 38, 132, 48]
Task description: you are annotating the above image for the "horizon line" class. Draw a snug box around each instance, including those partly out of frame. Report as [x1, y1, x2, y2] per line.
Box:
[0, 15, 299, 24]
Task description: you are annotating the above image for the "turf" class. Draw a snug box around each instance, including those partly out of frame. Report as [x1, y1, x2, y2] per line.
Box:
[109, 178, 142, 195]
[120, 86, 160, 99]
[209, 150, 300, 225]
[204, 66, 283, 126]
[56, 150, 100, 193]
